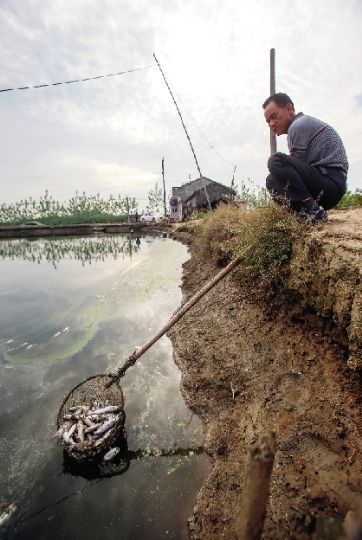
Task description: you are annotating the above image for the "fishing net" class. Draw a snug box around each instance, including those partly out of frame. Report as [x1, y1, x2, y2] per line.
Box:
[57, 374, 125, 463]
[62, 436, 130, 479]
[56, 254, 243, 463]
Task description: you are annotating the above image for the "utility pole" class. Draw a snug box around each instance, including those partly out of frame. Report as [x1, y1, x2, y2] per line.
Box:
[270, 48, 277, 155]
[162, 157, 166, 217]
[126, 195, 130, 224]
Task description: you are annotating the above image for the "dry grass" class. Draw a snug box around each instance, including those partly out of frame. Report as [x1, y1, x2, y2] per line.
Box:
[200, 204, 300, 298]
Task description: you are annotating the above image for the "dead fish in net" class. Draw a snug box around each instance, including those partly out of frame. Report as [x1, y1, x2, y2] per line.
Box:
[94, 417, 118, 437]
[63, 423, 77, 443]
[84, 424, 99, 434]
[103, 447, 120, 462]
[94, 429, 113, 447]
[83, 417, 96, 428]
[86, 414, 107, 423]
[77, 420, 84, 442]
[70, 405, 90, 413]
[53, 427, 64, 440]
[91, 405, 121, 415]
[55, 400, 123, 458]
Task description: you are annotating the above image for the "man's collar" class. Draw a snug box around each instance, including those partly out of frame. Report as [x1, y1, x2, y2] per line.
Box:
[290, 112, 304, 125]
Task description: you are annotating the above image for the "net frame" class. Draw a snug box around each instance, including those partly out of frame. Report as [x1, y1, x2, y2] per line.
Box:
[57, 374, 125, 462]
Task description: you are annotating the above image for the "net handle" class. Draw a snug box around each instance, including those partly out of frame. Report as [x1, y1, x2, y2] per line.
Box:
[105, 255, 243, 387]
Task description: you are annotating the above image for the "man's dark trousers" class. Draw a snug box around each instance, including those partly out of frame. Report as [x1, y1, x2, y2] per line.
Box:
[266, 152, 346, 210]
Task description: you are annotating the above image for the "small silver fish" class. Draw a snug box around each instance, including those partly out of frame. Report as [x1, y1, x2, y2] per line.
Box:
[103, 447, 120, 461]
[68, 424, 77, 437]
[53, 427, 64, 440]
[91, 406, 121, 415]
[86, 414, 107, 423]
[84, 417, 96, 428]
[63, 423, 77, 443]
[94, 417, 118, 436]
[76, 421, 84, 442]
[73, 405, 89, 413]
[84, 424, 99, 434]
[63, 413, 82, 421]
[94, 429, 113, 447]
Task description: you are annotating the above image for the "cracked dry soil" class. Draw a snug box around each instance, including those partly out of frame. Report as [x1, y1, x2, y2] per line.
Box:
[168, 210, 361, 539]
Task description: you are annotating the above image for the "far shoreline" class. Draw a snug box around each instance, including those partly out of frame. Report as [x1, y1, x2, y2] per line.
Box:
[0, 221, 173, 239]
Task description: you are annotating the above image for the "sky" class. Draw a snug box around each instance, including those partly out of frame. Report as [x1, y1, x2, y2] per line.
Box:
[1, 0, 361, 211]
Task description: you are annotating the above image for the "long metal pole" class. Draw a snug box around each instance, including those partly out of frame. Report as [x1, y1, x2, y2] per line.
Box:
[153, 53, 212, 213]
[270, 48, 277, 155]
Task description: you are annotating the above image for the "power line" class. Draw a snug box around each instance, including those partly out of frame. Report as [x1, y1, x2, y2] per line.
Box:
[0, 65, 154, 94]
[1, 58, 236, 169]
[1, 57, 242, 184]
[172, 87, 236, 168]
[162, 69, 236, 168]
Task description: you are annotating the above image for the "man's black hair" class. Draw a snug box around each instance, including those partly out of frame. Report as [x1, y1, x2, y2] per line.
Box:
[262, 92, 295, 111]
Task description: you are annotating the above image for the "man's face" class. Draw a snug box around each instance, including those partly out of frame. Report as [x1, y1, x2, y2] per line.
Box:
[263, 101, 295, 135]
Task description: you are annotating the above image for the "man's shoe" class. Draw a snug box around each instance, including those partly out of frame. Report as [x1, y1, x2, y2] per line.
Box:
[297, 205, 328, 224]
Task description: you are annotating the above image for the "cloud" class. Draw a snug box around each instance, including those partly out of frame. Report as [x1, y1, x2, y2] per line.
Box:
[355, 94, 362, 109]
[0, 0, 361, 207]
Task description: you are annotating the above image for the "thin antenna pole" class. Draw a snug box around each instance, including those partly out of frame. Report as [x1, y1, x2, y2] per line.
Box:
[270, 48, 277, 155]
[153, 53, 212, 213]
[231, 164, 237, 201]
[162, 157, 166, 217]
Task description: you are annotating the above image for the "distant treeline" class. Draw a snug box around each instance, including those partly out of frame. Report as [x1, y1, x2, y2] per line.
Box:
[0, 190, 138, 226]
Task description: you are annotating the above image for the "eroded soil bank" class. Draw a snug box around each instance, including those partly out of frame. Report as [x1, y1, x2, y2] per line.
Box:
[169, 208, 362, 539]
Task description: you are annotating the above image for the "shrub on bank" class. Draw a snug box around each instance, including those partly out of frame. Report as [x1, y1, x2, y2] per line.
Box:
[336, 191, 362, 208]
[200, 204, 298, 297]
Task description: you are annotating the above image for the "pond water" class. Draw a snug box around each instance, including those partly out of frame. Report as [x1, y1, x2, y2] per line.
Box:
[0, 235, 210, 540]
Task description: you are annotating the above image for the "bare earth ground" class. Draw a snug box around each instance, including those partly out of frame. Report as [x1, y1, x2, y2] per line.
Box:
[168, 208, 362, 539]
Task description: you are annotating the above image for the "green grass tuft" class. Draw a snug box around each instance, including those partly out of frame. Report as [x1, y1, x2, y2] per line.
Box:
[200, 204, 299, 298]
[336, 191, 362, 208]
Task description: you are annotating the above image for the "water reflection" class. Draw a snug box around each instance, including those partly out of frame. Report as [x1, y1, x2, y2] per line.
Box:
[62, 441, 204, 480]
[9, 442, 204, 535]
[0, 236, 210, 540]
[0, 236, 163, 364]
[0, 234, 142, 268]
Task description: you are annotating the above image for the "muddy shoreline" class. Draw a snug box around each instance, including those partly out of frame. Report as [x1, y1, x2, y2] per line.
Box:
[169, 210, 361, 539]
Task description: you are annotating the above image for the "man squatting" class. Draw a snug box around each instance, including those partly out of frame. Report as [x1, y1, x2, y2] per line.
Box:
[262, 93, 348, 223]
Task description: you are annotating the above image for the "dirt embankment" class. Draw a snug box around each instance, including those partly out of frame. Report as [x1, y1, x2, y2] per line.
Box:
[169, 208, 362, 539]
